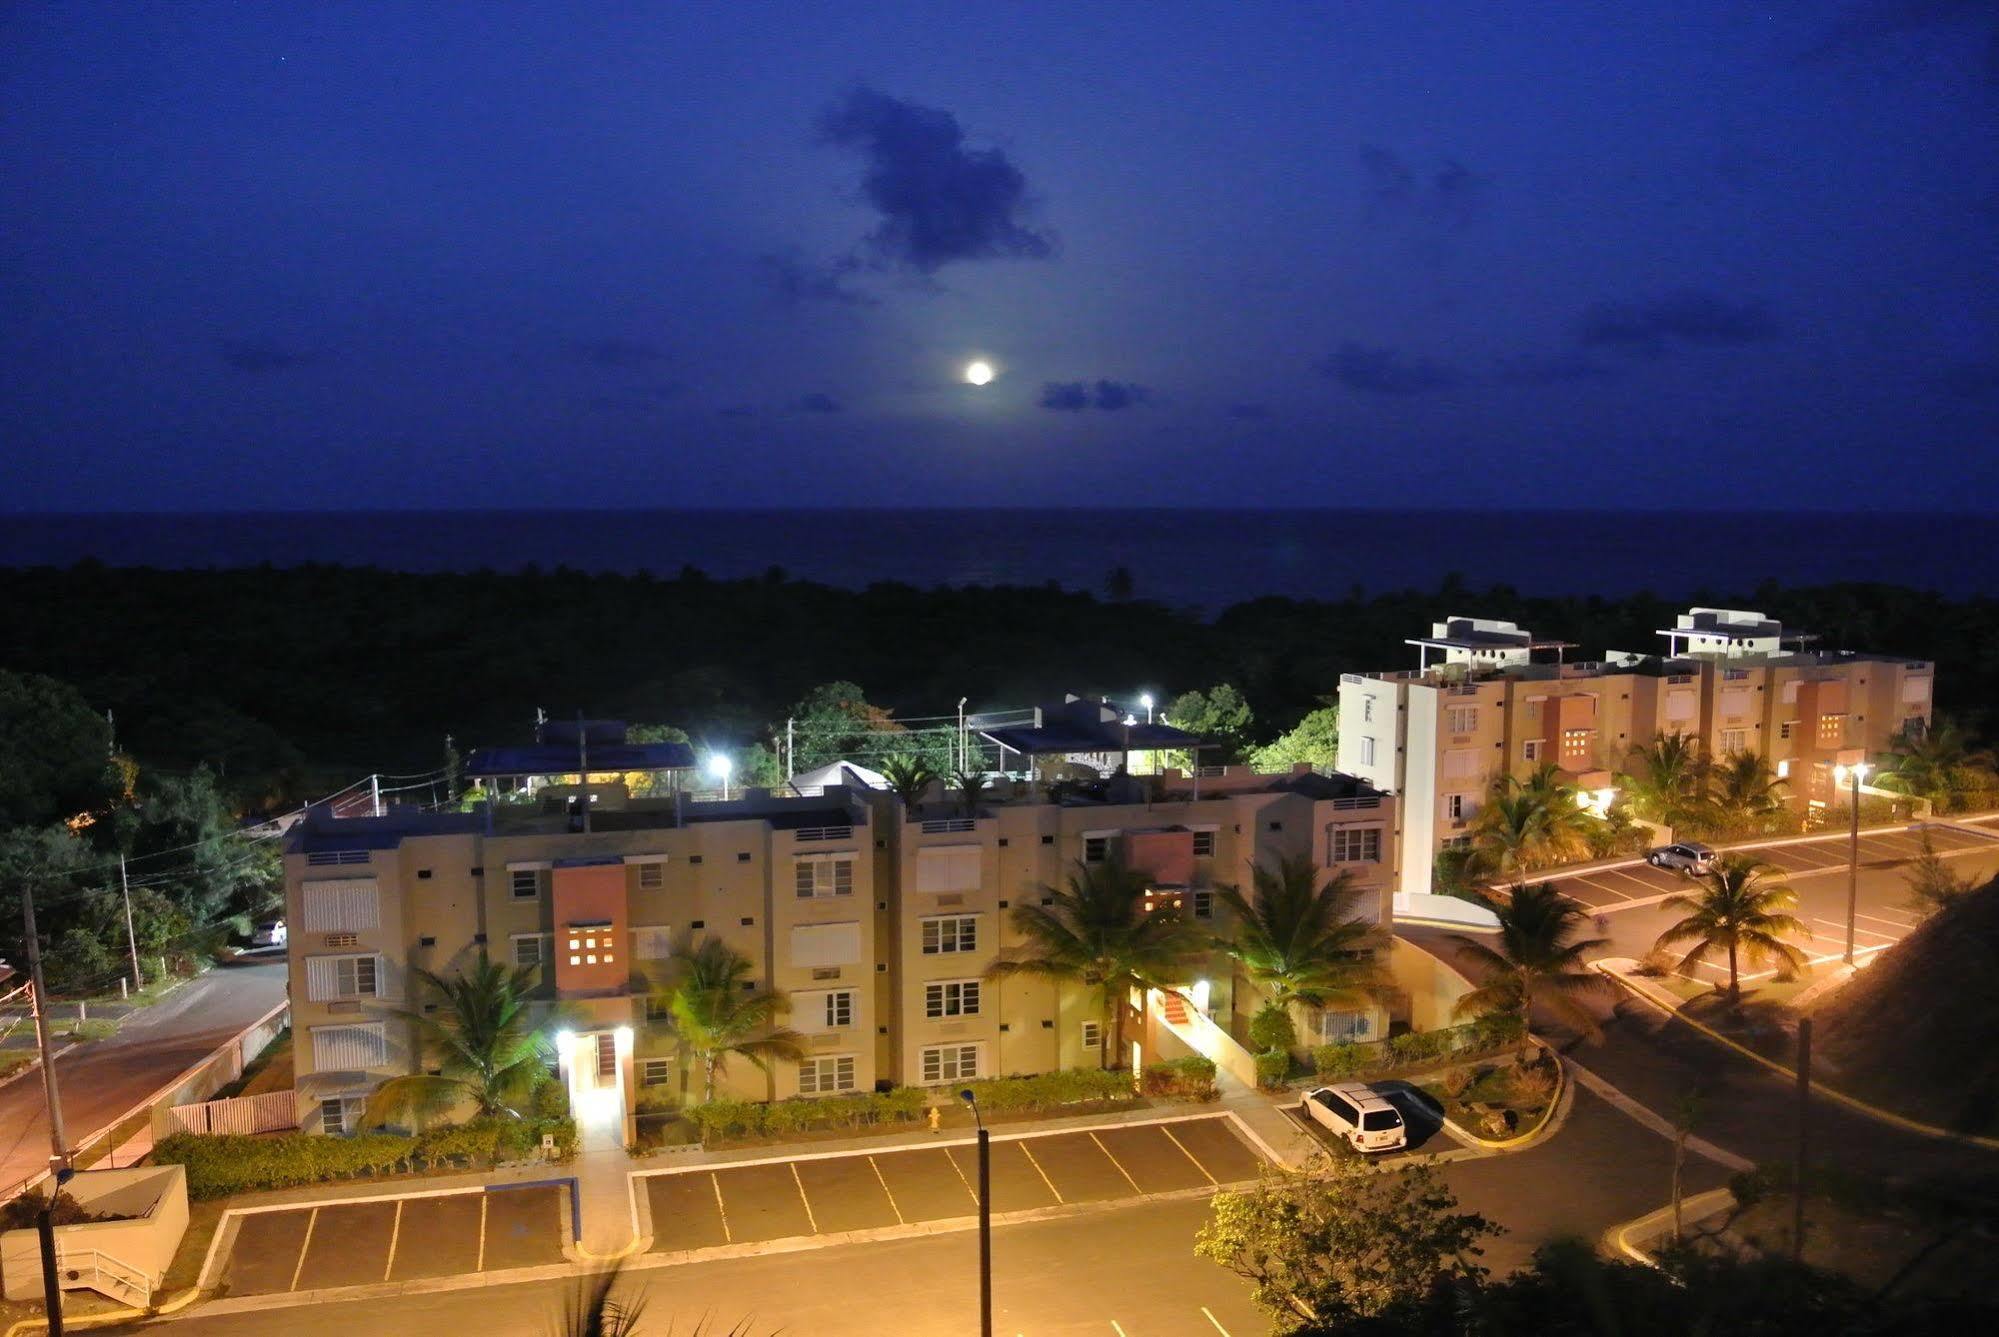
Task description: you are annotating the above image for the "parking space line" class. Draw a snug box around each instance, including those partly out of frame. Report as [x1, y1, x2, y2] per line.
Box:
[1203, 1306, 1234, 1334]
[709, 1172, 733, 1243]
[1162, 1126, 1218, 1186]
[1090, 1131, 1144, 1194]
[866, 1156, 907, 1226]
[1111, 1321, 1129, 1336]
[946, 1146, 977, 1201]
[1018, 1142, 1065, 1203]
[1810, 916, 1893, 944]
[382, 1199, 403, 1282]
[287, 1207, 319, 1293]
[789, 1162, 820, 1234]
[1854, 909, 1917, 929]
[475, 1195, 487, 1272]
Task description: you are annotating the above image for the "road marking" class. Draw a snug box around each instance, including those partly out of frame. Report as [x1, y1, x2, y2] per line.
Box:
[710, 1172, 732, 1243]
[1018, 1141, 1064, 1203]
[1563, 875, 1636, 904]
[287, 1207, 319, 1292]
[867, 1155, 906, 1225]
[946, 1145, 979, 1204]
[1852, 909, 1918, 930]
[1110, 1322, 1129, 1336]
[1090, 1131, 1143, 1194]
[1810, 916, 1893, 945]
[383, 1198, 403, 1282]
[475, 1194, 487, 1271]
[1162, 1126, 1218, 1186]
[1202, 1306, 1234, 1334]
[790, 1161, 820, 1235]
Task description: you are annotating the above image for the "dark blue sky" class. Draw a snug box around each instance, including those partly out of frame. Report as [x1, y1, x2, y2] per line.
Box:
[3, 2, 1995, 510]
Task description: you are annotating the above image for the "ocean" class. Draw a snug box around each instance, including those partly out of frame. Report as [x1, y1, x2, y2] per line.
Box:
[1, 509, 1991, 610]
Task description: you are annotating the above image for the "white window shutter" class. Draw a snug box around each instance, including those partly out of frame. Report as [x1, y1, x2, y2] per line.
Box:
[916, 845, 981, 892]
[790, 922, 861, 968]
[305, 956, 338, 1001]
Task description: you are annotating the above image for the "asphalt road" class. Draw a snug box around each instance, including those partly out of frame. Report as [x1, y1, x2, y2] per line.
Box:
[0, 959, 287, 1199]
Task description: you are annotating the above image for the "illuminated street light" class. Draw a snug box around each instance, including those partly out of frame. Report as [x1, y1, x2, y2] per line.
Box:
[707, 753, 733, 801]
[1139, 693, 1154, 724]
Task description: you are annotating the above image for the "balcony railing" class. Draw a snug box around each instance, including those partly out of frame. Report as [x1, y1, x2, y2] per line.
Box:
[920, 818, 977, 834]
[793, 825, 853, 842]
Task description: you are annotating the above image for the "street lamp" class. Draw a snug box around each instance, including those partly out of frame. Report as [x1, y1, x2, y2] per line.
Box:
[706, 754, 733, 801]
[1834, 762, 1871, 965]
[959, 1088, 991, 1337]
[1139, 693, 1154, 724]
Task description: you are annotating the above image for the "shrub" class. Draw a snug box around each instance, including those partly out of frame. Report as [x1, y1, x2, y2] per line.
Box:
[1311, 1042, 1368, 1080]
[154, 1116, 576, 1199]
[1254, 1049, 1291, 1089]
[1143, 1055, 1217, 1100]
[1468, 1012, 1527, 1049]
[1388, 1031, 1445, 1064]
[1247, 1002, 1298, 1055]
[685, 1086, 940, 1145]
[1506, 1060, 1557, 1107]
[1440, 1066, 1476, 1100]
[961, 1068, 1134, 1114]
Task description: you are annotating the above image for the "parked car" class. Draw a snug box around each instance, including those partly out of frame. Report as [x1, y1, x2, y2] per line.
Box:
[1300, 1082, 1407, 1153]
[1647, 842, 1716, 875]
[250, 919, 287, 948]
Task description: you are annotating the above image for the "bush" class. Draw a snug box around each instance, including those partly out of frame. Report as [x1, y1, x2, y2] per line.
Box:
[1143, 1055, 1217, 1101]
[961, 1068, 1134, 1114]
[1247, 1002, 1298, 1055]
[1389, 1030, 1447, 1064]
[687, 1086, 939, 1144]
[1254, 1049, 1291, 1089]
[155, 1115, 573, 1200]
[1311, 1042, 1368, 1080]
[1441, 1066, 1477, 1100]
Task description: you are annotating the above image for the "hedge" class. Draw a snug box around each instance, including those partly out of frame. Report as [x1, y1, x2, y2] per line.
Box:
[155, 1115, 576, 1200]
[1309, 1015, 1527, 1083]
[1142, 1055, 1217, 1101]
[1253, 1050, 1290, 1089]
[957, 1067, 1134, 1114]
[687, 1086, 930, 1143]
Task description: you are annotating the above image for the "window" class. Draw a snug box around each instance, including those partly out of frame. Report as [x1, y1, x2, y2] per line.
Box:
[1776, 759, 1791, 779]
[925, 980, 981, 1018]
[921, 915, 978, 955]
[791, 921, 862, 968]
[1362, 698, 1374, 723]
[510, 934, 545, 968]
[1446, 794, 1466, 821]
[1083, 835, 1110, 864]
[563, 931, 614, 966]
[1191, 829, 1215, 858]
[631, 925, 673, 960]
[637, 863, 665, 890]
[300, 878, 379, 932]
[511, 869, 541, 900]
[1192, 890, 1214, 920]
[305, 953, 380, 1001]
[641, 1058, 675, 1087]
[1818, 714, 1845, 744]
[920, 1043, 981, 1083]
[1446, 705, 1477, 734]
[1779, 720, 1795, 740]
[1359, 736, 1376, 766]
[1318, 1010, 1373, 1043]
[799, 1055, 857, 1094]
[1329, 827, 1382, 864]
[310, 1022, 386, 1069]
[1719, 729, 1747, 755]
[916, 845, 981, 892]
[1522, 739, 1543, 763]
[1561, 729, 1592, 763]
[595, 1033, 616, 1080]
[795, 855, 855, 898]
[810, 990, 855, 1029]
[319, 1097, 364, 1135]
[1081, 1020, 1103, 1051]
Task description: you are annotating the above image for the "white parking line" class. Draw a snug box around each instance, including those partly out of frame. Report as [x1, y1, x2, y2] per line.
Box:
[1810, 916, 1894, 945]
[867, 1155, 906, 1226]
[288, 1207, 319, 1292]
[1110, 1322, 1129, 1336]
[790, 1161, 820, 1235]
[475, 1194, 487, 1272]
[1202, 1307, 1234, 1335]
[1853, 909, 1918, 930]
[710, 1173, 732, 1243]
[1091, 1131, 1143, 1194]
[1562, 875, 1636, 904]
[383, 1199, 403, 1282]
[1018, 1141, 1065, 1203]
[1162, 1126, 1217, 1186]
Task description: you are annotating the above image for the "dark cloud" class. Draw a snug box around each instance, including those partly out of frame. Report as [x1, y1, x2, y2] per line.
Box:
[1359, 146, 1490, 229]
[1039, 379, 1150, 412]
[1224, 402, 1273, 420]
[1493, 354, 1616, 385]
[218, 339, 314, 374]
[1317, 343, 1462, 396]
[1575, 292, 1780, 355]
[759, 252, 878, 308]
[574, 338, 666, 369]
[789, 392, 842, 414]
[818, 87, 1053, 273]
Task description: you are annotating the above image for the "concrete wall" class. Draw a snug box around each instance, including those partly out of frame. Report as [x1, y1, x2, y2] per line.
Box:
[1, 1165, 188, 1301]
[1387, 937, 1475, 1034]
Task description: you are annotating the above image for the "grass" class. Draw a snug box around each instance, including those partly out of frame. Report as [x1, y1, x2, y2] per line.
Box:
[0, 1052, 32, 1082]
[1416, 1055, 1558, 1140]
[1721, 1196, 1994, 1301]
[209, 1028, 292, 1101]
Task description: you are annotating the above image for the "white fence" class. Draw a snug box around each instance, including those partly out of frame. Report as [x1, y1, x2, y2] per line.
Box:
[166, 1090, 298, 1136]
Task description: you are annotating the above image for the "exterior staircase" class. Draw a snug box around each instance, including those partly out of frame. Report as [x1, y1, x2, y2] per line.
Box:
[57, 1248, 153, 1307]
[1158, 991, 1190, 1026]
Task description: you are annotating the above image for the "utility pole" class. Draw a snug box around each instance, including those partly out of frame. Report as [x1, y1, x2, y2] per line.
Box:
[370, 772, 382, 817]
[37, 1206, 64, 1336]
[1842, 764, 1865, 966]
[1793, 1018, 1811, 1261]
[785, 718, 794, 780]
[119, 855, 143, 993]
[22, 884, 72, 1175]
[959, 1089, 992, 1337]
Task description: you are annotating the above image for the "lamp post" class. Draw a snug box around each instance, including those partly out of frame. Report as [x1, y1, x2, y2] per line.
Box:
[1139, 693, 1154, 724]
[959, 1088, 991, 1337]
[707, 754, 733, 802]
[1837, 762, 1870, 966]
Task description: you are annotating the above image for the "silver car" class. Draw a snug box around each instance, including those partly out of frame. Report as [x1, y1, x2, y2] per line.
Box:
[1648, 842, 1716, 875]
[1301, 1082, 1407, 1153]
[250, 919, 287, 948]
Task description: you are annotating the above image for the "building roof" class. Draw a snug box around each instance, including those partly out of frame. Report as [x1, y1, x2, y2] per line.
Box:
[1406, 616, 1576, 653]
[978, 694, 1204, 758]
[289, 804, 484, 853]
[1259, 770, 1386, 801]
[464, 741, 698, 777]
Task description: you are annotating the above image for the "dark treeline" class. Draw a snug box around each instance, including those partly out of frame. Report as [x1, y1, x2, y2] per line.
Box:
[2, 560, 1992, 803]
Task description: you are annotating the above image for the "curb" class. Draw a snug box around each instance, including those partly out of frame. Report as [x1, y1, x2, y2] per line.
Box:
[1595, 960, 1999, 1153]
[1438, 1041, 1570, 1152]
[1603, 1186, 1737, 1266]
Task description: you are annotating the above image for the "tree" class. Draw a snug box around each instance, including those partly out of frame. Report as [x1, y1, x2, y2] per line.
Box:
[1653, 855, 1807, 1005]
[365, 952, 551, 1129]
[1465, 789, 1549, 890]
[1448, 882, 1610, 1040]
[1902, 830, 1974, 916]
[987, 857, 1206, 1069]
[1248, 1000, 1299, 1054]
[1879, 717, 1997, 813]
[1218, 856, 1388, 1032]
[0, 669, 117, 830]
[876, 754, 937, 811]
[1250, 705, 1339, 773]
[624, 723, 691, 796]
[660, 936, 804, 1102]
[1624, 732, 1708, 825]
[786, 681, 907, 772]
[949, 767, 989, 817]
[1163, 685, 1255, 764]
[1196, 1154, 1497, 1330]
[1708, 750, 1788, 826]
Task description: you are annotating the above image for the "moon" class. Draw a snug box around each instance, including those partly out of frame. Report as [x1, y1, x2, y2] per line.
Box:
[964, 360, 995, 386]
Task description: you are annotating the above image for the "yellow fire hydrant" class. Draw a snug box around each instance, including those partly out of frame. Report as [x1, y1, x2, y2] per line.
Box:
[927, 1104, 943, 1134]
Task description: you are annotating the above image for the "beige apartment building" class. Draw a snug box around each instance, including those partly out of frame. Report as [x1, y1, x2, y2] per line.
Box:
[1337, 609, 1936, 899]
[284, 714, 1402, 1139]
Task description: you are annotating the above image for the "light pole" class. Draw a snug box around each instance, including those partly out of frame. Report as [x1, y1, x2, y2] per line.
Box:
[1139, 693, 1154, 724]
[959, 1088, 991, 1337]
[1837, 762, 1870, 966]
[707, 754, 733, 802]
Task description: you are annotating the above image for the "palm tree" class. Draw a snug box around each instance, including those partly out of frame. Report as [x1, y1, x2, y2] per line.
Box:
[1448, 882, 1611, 1040]
[1624, 732, 1707, 824]
[1879, 718, 1996, 813]
[1653, 856, 1808, 1006]
[365, 951, 551, 1129]
[1467, 788, 1551, 890]
[659, 936, 805, 1102]
[1515, 763, 1594, 862]
[1217, 855, 1389, 1037]
[988, 857, 1206, 1069]
[949, 767, 989, 817]
[1707, 750, 1787, 826]
[877, 753, 937, 812]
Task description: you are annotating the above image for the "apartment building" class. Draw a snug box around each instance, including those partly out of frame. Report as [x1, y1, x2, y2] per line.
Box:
[1337, 610, 1936, 898]
[285, 715, 1401, 1137]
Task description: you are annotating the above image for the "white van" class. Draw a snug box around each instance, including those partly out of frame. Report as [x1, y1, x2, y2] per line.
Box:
[1300, 1082, 1407, 1153]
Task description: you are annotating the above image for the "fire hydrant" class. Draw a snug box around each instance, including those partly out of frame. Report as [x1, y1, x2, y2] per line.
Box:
[927, 1104, 942, 1134]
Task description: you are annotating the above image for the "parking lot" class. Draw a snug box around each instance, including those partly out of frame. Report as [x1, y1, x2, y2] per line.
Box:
[1545, 825, 1994, 914]
[1279, 1080, 1451, 1161]
[217, 1182, 570, 1297]
[640, 1113, 1266, 1254]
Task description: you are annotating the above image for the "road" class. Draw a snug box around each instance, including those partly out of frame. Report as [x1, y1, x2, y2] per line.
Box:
[0, 959, 287, 1200]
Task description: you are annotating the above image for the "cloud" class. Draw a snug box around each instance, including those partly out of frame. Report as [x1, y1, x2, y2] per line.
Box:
[1575, 292, 1780, 355]
[218, 339, 315, 373]
[1493, 354, 1616, 385]
[1317, 343, 1462, 396]
[789, 392, 842, 414]
[1038, 379, 1150, 412]
[1359, 146, 1490, 229]
[759, 252, 878, 308]
[1224, 402, 1273, 420]
[818, 87, 1053, 273]
[574, 338, 666, 369]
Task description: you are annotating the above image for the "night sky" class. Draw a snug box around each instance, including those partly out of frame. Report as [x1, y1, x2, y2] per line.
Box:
[3, 3, 1995, 511]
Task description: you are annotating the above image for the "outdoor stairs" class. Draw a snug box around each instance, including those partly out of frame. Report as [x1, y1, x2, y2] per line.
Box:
[57, 1248, 152, 1308]
[1159, 991, 1190, 1026]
